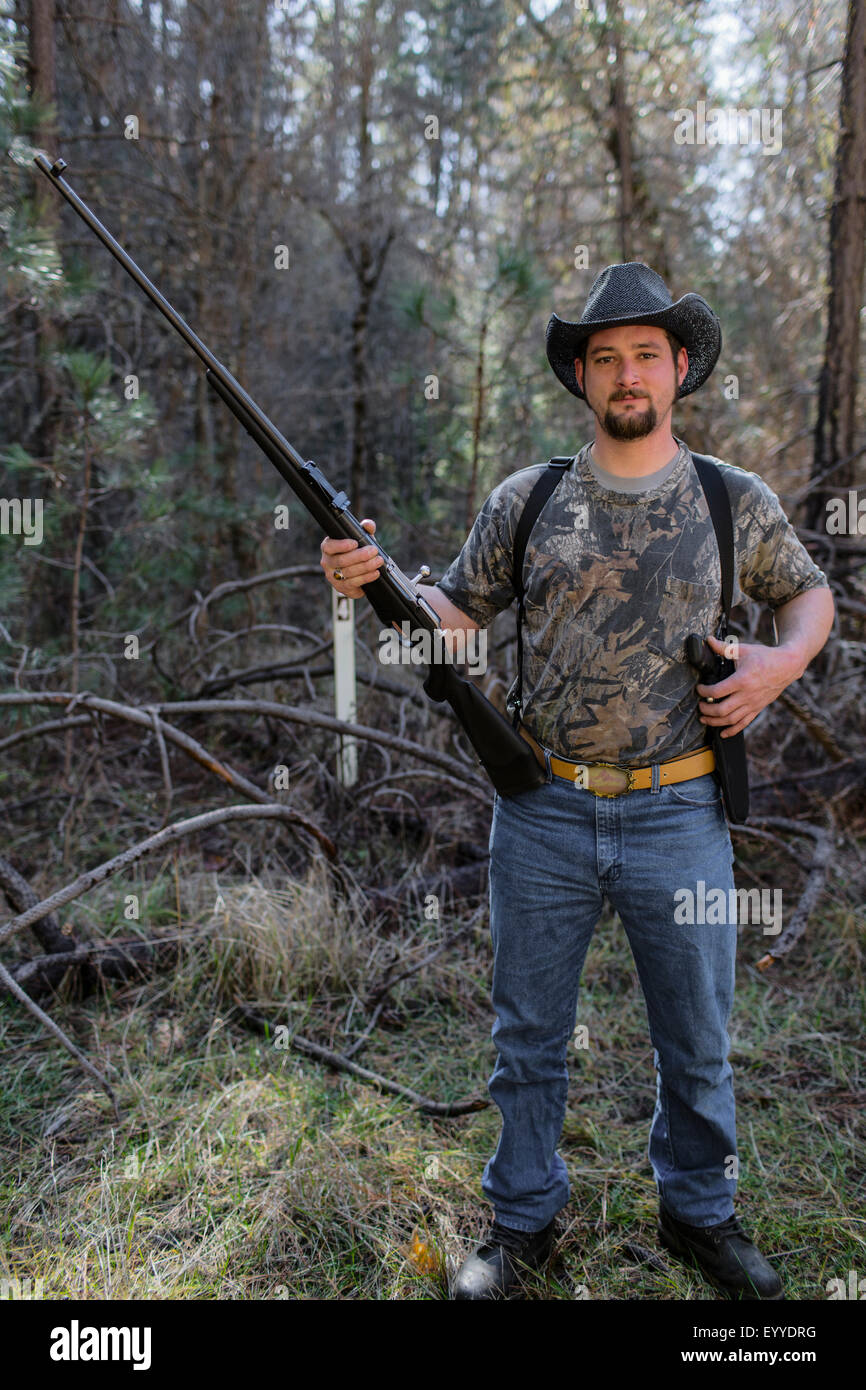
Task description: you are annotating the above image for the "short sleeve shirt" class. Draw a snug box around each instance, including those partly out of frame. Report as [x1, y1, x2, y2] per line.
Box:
[436, 440, 829, 766]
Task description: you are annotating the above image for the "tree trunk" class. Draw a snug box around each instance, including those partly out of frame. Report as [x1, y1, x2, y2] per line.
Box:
[29, 0, 56, 217]
[467, 318, 488, 532]
[349, 23, 375, 514]
[350, 285, 371, 515]
[27, 0, 62, 633]
[65, 423, 92, 782]
[609, 0, 634, 263]
[806, 0, 866, 534]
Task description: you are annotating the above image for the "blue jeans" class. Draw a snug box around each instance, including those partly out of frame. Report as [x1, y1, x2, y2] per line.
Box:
[483, 770, 738, 1232]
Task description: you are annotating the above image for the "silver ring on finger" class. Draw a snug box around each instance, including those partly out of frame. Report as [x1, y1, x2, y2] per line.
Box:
[334, 569, 344, 581]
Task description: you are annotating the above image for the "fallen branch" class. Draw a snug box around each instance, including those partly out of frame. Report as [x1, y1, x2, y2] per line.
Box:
[0, 954, 120, 1119]
[777, 690, 849, 762]
[176, 621, 325, 681]
[4, 933, 183, 996]
[146, 705, 173, 823]
[356, 767, 482, 801]
[750, 757, 859, 792]
[730, 823, 809, 866]
[748, 816, 835, 970]
[0, 804, 333, 951]
[0, 855, 78, 955]
[150, 567, 326, 689]
[0, 692, 336, 854]
[159, 697, 489, 797]
[0, 690, 489, 800]
[229, 660, 457, 715]
[0, 714, 92, 754]
[192, 643, 335, 698]
[346, 906, 487, 1059]
[187, 565, 323, 639]
[234, 1002, 488, 1117]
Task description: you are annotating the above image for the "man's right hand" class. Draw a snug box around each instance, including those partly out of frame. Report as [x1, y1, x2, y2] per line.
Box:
[320, 519, 384, 599]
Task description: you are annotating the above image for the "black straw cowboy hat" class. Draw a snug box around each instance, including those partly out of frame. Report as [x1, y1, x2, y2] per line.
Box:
[546, 262, 722, 400]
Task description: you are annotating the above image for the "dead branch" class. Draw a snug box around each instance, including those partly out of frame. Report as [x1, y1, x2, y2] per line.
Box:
[234, 1002, 488, 1116]
[346, 905, 488, 1059]
[192, 643, 334, 697]
[188, 565, 323, 642]
[0, 692, 337, 853]
[0, 804, 334, 952]
[750, 758, 859, 791]
[176, 622, 325, 681]
[158, 697, 489, 796]
[751, 757, 866, 806]
[151, 565, 323, 684]
[355, 768, 479, 800]
[731, 823, 815, 866]
[777, 690, 849, 761]
[0, 855, 78, 955]
[3, 933, 182, 996]
[180, 658, 455, 716]
[0, 954, 120, 1119]
[146, 705, 173, 823]
[0, 715, 92, 754]
[58, 742, 101, 854]
[0, 691, 488, 800]
[747, 816, 836, 970]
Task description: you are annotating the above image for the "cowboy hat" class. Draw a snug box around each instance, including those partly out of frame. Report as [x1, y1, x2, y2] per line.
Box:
[546, 262, 722, 400]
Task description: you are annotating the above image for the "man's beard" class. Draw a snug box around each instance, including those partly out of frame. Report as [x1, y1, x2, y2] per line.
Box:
[602, 398, 658, 439]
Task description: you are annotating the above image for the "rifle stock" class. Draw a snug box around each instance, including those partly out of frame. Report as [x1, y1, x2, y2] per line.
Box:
[34, 154, 547, 798]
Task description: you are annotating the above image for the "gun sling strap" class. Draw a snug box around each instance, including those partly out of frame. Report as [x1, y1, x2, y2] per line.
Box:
[509, 446, 748, 821]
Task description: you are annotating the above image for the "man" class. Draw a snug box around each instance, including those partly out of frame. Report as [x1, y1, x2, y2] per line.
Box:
[320, 263, 834, 1300]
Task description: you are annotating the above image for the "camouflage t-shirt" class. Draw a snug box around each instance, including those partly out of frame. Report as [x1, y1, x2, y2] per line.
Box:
[436, 439, 829, 766]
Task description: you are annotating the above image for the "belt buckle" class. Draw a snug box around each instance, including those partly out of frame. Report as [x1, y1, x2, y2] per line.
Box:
[574, 760, 634, 797]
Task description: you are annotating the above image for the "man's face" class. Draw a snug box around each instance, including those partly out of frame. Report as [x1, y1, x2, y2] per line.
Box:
[574, 326, 689, 441]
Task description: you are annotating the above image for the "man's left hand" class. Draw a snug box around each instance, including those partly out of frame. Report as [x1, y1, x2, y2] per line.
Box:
[695, 634, 801, 739]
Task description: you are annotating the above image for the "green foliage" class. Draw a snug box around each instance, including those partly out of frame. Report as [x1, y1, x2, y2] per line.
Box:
[0, 441, 37, 479]
[492, 244, 546, 302]
[393, 280, 458, 332]
[58, 349, 113, 404]
[0, 210, 63, 298]
[0, 31, 62, 304]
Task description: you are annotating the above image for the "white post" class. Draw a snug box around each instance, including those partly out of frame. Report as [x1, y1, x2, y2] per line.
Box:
[331, 586, 358, 786]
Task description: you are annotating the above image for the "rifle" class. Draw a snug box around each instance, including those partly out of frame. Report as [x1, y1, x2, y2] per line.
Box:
[34, 154, 547, 799]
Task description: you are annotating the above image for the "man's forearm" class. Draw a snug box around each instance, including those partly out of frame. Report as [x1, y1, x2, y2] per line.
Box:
[419, 583, 481, 635]
[773, 586, 835, 681]
[699, 585, 835, 736]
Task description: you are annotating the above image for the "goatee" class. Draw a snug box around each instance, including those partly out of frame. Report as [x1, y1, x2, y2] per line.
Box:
[602, 400, 659, 440]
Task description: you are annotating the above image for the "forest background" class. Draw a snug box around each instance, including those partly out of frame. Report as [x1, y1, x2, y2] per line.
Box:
[0, 0, 863, 1302]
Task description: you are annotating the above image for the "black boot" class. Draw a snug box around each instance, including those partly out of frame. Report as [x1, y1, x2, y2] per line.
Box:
[658, 1207, 784, 1300]
[451, 1218, 557, 1300]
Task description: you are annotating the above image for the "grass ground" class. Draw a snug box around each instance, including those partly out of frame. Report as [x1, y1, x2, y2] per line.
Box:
[1, 816, 863, 1303]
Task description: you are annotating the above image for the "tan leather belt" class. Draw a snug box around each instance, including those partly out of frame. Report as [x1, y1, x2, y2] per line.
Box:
[518, 725, 715, 797]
